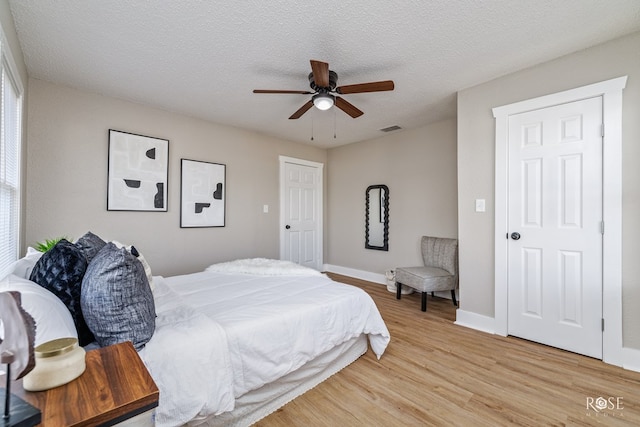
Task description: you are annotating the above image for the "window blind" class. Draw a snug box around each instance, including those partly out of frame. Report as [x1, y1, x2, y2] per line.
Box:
[0, 36, 23, 278]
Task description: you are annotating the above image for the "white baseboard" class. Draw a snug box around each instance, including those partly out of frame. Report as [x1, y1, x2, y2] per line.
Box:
[454, 309, 496, 335]
[323, 264, 455, 301]
[323, 264, 386, 285]
[623, 347, 640, 373]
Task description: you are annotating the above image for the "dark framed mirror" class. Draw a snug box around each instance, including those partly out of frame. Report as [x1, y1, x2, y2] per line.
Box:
[365, 184, 389, 251]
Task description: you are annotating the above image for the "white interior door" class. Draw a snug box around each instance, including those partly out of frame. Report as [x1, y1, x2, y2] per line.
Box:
[280, 157, 323, 271]
[507, 97, 603, 358]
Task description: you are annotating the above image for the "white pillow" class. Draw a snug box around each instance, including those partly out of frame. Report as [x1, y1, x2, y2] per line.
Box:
[5, 247, 43, 280]
[0, 274, 78, 346]
[206, 258, 323, 276]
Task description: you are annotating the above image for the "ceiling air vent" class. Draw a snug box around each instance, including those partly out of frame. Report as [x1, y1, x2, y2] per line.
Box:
[379, 125, 402, 133]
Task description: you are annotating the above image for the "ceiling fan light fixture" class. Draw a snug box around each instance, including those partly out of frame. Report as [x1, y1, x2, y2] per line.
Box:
[313, 93, 335, 111]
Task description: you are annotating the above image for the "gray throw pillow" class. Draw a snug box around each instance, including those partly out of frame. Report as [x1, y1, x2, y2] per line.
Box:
[75, 231, 107, 264]
[81, 243, 156, 350]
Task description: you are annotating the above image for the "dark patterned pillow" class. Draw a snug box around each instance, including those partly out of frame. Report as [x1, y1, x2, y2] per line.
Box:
[29, 239, 95, 345]
[75, 231, 107, 264]
[81, 243, 156, 350]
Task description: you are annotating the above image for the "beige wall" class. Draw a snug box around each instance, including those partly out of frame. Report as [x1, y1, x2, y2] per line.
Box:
[25, 79, 327, 276]
[457, 31, 640, 349]
[26, 77, 458, 282]
[326, 120, 458, 276]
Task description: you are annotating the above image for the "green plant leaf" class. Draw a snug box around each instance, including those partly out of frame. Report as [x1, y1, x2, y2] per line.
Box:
[35, 236, 68, 252]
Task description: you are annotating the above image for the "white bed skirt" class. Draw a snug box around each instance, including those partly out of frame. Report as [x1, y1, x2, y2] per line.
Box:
[189, 335, 368, 427]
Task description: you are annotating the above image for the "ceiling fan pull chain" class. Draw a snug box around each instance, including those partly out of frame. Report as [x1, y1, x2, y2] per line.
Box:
[334, 108, 337, 139]
[310, 116, 314, 141]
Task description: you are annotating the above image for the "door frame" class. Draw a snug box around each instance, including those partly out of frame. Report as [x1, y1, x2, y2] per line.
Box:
[279, 155, 324, 270]
[492, 76, 627, 366]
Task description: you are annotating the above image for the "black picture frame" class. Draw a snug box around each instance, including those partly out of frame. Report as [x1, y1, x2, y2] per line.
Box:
[180, 159, 226, 228]
[107, 129, 169, 212]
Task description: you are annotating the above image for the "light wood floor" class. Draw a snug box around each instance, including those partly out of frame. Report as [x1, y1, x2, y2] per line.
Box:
[257, 273, 640, 426]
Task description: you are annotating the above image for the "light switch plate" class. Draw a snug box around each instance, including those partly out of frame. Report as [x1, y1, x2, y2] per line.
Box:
[475, 199, 486, 212]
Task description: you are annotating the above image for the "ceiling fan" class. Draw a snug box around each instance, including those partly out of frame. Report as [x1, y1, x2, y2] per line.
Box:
[253, 60, 394, 119]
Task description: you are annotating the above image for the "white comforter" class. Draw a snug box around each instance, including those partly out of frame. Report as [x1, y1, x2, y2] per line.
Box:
[139, 261, 390, 426]
[138, 278, 235, 426]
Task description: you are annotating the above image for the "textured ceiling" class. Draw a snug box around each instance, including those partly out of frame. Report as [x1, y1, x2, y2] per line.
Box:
[7, 0, 640, 148]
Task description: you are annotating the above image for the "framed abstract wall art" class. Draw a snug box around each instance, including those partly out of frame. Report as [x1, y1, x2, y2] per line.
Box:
[180, 159, 226, 228]
[107, 129, 169, 211]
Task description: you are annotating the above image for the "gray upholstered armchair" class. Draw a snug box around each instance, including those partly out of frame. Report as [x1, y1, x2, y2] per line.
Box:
[395, 236, 458, 311]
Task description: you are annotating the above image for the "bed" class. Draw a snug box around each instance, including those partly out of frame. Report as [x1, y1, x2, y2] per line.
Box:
[1, 246, 390, 427]
[140, 259, 390, 426]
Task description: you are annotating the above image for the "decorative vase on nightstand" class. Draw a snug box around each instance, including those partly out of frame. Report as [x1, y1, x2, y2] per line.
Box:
[23, 337, 86, 391]
[385, 269, 413, 295]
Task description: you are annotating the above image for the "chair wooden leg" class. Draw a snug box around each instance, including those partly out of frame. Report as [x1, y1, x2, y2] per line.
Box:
[396, 283, 402, 300]
[451, 290, 458, 307]
[421, 292, 427, 312]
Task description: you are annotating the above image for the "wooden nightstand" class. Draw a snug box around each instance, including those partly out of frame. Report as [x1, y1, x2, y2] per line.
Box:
[2, 341, 159, 427]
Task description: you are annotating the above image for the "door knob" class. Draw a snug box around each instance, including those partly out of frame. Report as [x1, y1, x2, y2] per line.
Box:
[285, 225, 291, 229]
[510, 232, 521, 240]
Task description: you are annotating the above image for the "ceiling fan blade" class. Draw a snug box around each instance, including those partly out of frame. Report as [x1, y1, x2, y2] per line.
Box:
[335, 97, 364, 118]
[289, 100, 314, 119]
[310, 60, 330, 87]
[336, 80, 395, 94]
[253, 89, 313, 94]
